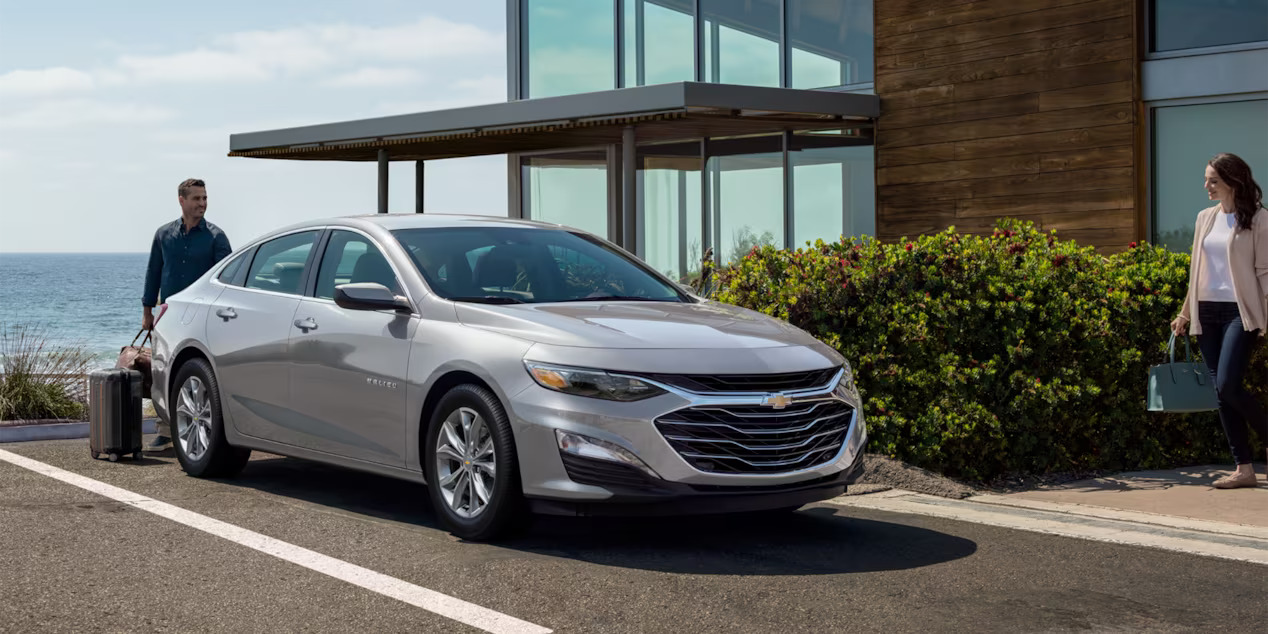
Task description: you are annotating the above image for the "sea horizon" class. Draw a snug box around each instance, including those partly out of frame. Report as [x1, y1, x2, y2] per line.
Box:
[0, 252, 153, 369]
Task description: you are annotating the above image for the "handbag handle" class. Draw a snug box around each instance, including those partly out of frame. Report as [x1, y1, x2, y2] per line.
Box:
[128, 328, 152, 349]
[1166, 332, 1194, 364]
[1166, 333, 1208, 386]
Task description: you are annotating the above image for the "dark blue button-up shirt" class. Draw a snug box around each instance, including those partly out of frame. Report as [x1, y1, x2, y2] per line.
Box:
[143, 218, 232, 307]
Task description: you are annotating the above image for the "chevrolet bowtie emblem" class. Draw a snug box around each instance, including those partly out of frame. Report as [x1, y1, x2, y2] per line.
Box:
[763, 393, 793, 409]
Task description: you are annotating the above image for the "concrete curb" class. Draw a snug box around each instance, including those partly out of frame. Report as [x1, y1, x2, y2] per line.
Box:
[0, 419, 159, 443]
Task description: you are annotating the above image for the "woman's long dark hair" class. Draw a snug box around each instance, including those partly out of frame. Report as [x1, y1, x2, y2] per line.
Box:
[1209, 152, 1263, 232]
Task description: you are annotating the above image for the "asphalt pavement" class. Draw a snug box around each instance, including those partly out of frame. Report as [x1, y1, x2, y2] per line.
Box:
[1, 438, 1264, 633]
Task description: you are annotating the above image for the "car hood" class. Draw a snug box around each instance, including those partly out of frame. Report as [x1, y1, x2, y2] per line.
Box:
[454, 300, 822, 350]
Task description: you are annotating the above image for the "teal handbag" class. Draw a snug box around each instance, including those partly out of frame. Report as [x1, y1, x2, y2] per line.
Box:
[1147, 333, 1219, 412]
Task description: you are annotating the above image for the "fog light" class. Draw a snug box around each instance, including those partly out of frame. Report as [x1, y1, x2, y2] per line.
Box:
[555, 430, 660, 479]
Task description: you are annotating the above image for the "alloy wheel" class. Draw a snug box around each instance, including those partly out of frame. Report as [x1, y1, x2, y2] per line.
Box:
[434, 406, 497, 519]
[175, 376, 213, 461]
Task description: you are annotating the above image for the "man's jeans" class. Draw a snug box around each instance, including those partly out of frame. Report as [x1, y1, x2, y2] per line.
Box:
[1196, 301, 1268, 465]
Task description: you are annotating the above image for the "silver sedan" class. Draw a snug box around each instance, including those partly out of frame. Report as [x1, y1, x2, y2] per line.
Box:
[151, 214, 866, 540]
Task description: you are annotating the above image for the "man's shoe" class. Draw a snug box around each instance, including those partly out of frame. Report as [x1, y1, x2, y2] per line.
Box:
[146, 435, 173, 452]
[1212, 472, 1258, 489]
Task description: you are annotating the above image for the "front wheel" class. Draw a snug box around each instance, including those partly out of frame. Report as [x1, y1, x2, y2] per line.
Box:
[171, 358, 250, 478]
[424, 384, 525, 541]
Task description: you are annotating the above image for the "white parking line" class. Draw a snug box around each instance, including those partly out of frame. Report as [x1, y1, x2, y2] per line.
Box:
[0, 448, 552, 634]
[826, 491, 1268, 566]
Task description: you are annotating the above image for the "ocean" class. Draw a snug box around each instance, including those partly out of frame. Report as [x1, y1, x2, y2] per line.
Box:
[0, 253, 152, 369]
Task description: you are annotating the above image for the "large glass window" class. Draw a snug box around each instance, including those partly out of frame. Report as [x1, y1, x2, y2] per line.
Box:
[790, 131, 875, 247]
[707, 135, 784, 264]
[522, 151, 610, 240]
[1152, 0, 1268, 52]
[624, 0, 695, 86]
[787, 0, 873, 88]
[701, 0, 781, 87]
[638, 142, 703, 281]
[524, 0, 615, 98]
[1152, 99, 1268, 252]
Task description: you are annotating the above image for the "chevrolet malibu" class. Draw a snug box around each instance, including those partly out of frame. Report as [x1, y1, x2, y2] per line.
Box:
[150, 214, 866, 540]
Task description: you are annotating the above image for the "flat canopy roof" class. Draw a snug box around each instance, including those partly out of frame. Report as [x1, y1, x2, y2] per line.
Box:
[228, 82, 878, 162]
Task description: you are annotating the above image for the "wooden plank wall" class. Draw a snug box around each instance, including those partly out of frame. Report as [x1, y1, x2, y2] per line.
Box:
[873, 0, 1142, 253]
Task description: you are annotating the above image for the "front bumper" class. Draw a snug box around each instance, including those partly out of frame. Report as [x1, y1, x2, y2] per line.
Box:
[507, 366, 867, 513]
[529, 448, 863, 516]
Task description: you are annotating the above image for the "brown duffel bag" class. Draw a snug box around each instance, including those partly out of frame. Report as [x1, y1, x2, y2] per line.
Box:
[116, 329, 153, 396]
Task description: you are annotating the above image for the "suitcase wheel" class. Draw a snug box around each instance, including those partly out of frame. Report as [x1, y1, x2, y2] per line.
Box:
[91, 451, 100, 460]
[133, 452, 143, 461]
[108, 453, 119, 463]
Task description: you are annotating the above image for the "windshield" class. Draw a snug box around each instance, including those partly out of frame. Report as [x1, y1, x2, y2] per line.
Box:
[391, 226, 689, 304]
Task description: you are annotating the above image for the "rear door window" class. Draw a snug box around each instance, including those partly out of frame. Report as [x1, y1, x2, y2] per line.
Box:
[243, 231, 320, 296]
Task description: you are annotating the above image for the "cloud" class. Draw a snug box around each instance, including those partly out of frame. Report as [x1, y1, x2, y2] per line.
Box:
[375, 75, 506, 114]
[110, 17, 500, 87]
[2, 16, 503, 93]
[0, 100, 176, 130]
[116, 49, 272, 84]
[0, 67, 95, 97]
[322, 67, 424, 88]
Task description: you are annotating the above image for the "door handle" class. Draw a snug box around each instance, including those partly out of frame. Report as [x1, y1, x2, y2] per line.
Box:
[293, 317, 318, 333]
[215, 307, 237, 322]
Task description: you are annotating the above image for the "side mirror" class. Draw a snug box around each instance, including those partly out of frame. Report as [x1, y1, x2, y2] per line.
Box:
[334, 283, 411, 313]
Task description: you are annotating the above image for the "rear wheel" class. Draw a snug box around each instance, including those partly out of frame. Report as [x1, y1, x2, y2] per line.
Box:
[424, 384, 525, 541]
[171, 358, 250, 478]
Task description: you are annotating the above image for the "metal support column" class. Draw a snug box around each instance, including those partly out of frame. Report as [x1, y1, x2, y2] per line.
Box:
[700, 138, 711, 267]
[377, 149, 389, 214]
[635, 0, 646, 87]
[622, 125, 637, 255]
[415, 160, 424, 213]
[783, 131, 793, 249]
[677, 170, 688, 280]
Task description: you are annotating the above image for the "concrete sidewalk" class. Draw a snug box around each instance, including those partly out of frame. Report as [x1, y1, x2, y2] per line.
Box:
[1000, 464, 1268, 529]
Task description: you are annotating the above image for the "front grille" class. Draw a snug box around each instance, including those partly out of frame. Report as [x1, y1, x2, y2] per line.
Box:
[637, 367, 838, 394]
[654, 400, 853, 474]
[560, 452, 667, 492]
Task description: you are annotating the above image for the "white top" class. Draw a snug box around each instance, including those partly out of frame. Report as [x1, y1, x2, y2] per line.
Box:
[1199, 211, 1238, 302]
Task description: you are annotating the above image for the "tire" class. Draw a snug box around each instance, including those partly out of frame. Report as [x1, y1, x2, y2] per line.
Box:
[170, 358, 250, 478]
[424, 384, 525, 541]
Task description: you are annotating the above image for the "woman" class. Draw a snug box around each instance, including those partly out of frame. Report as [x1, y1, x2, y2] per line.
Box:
[1171, 152, 1268, 489]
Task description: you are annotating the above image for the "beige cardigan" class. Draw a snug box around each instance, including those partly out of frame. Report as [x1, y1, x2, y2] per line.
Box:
[1178, 204, 1268, 335]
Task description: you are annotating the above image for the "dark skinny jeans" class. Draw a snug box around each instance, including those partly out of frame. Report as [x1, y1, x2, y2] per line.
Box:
[1196, 301, 1268, 465]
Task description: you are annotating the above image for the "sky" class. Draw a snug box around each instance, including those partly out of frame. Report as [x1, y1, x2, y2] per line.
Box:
[0, 0, 509, 253]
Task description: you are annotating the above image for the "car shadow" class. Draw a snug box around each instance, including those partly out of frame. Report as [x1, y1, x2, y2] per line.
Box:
[223, 455, 978, 576]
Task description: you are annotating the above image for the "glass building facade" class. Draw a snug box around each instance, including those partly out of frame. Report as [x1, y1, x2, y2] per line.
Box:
[1146, 0, 1268, 252]
[514, 0, 875, 281]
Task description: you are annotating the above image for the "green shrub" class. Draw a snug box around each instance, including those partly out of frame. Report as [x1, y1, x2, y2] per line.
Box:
[710, 219, 1266, 482]
[0, 324, 91, 421]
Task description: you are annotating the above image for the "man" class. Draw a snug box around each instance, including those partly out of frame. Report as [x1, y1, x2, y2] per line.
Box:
[142, 178, 232, 450]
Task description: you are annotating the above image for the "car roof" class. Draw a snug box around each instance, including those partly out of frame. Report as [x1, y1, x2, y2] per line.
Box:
[326, 213, 567, 232]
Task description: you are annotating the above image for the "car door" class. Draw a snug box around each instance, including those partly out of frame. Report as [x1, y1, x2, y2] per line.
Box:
[206, 229, 321, 442]
[288, 229, 416, 466]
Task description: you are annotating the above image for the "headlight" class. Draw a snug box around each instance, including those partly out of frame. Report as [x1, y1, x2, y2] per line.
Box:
[837, 361, 858, 395]
[524, 362, 666, 401]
